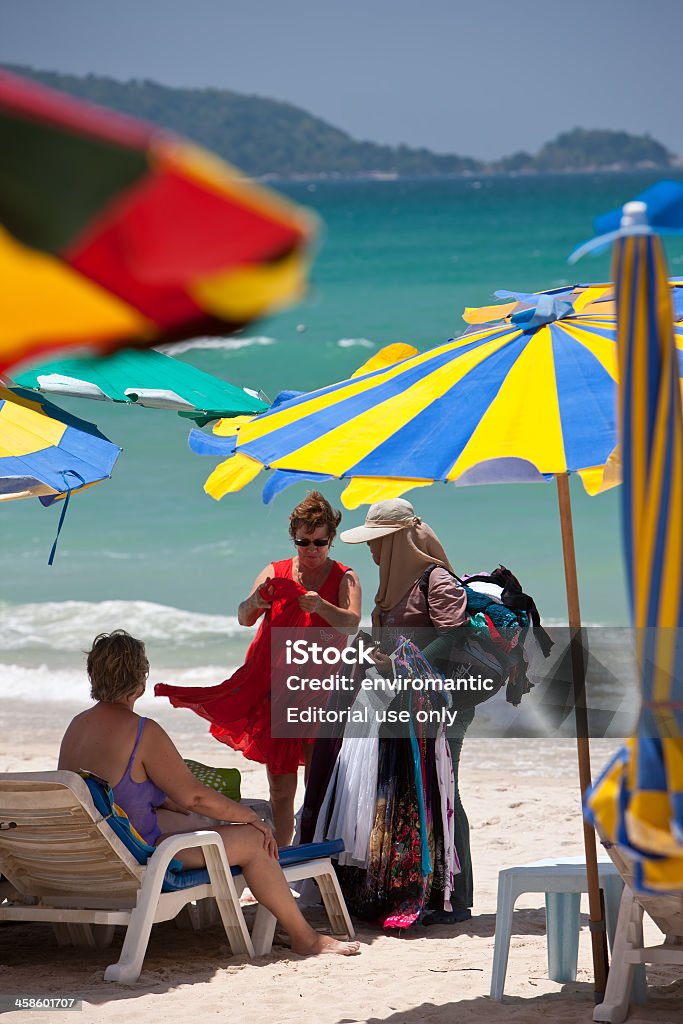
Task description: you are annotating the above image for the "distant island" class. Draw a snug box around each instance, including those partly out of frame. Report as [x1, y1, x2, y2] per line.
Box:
[3, 64, 677, 179]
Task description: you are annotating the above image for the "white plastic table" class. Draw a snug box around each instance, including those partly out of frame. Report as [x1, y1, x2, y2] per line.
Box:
[490, 856, 647, 1001]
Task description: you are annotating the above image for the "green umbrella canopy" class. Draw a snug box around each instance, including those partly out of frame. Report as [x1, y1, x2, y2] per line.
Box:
[13, 348, 268, 424]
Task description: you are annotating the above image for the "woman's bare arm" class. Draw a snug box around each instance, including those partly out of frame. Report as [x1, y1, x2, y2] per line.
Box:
[141, 719, 262, 824]
[237, 563, 275, 626]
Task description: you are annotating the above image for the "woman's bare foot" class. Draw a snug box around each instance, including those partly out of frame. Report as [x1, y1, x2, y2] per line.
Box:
[292, 933, 361, 956]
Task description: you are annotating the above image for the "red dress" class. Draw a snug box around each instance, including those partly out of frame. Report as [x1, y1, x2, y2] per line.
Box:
[155, 558, 350, 775]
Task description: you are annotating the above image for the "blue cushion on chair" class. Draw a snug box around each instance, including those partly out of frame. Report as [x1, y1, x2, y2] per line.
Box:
[83, 776, 208, 891]
[277, 839, 345, 867]
[84, 777, 345, 892]
[229, 839, 345, 876]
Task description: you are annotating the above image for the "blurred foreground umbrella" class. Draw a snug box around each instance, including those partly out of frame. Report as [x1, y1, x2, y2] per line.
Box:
[585, 187, 683, 893]
[12, 348, 268, 425]
[0, 69, 315, 376]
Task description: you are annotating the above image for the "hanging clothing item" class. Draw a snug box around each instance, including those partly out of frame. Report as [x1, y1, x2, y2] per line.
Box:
[435, 728, 458, 909]
[336, 736, 427, 927]
[330, 638, 460, 929]
[155, 558, 350, 775]
[317, 735, 379, 866]
[314, 665, 397, 865]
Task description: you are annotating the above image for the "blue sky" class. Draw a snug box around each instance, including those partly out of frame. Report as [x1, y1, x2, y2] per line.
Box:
[1, 0, 680, 160]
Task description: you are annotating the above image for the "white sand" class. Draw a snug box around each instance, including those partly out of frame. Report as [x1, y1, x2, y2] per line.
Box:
[1, 701, 682, 1024]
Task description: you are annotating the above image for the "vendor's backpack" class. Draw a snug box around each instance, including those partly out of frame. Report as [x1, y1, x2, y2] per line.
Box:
[418, 563, 553, 708]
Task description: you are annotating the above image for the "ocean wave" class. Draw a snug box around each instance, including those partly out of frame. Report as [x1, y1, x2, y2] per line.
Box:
[0, 662, 238, 703]
[336, 338, 375, 348]
[0, 600, 246, 652]
[157, 336, 276, 355]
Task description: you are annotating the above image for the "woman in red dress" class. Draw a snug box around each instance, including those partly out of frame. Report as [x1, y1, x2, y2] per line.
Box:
[156, 492, 361, 844]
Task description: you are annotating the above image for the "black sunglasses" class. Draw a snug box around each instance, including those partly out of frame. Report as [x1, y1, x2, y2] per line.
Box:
[294, 537, 330, 547]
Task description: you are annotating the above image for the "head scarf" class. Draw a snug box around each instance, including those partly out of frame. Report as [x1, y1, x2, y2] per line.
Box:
[372, 521, 454, 625]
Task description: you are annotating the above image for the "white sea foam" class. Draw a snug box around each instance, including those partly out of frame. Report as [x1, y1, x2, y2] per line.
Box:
[0, 662, 238, 704]
[156, 336, 276, 356]
[336, 338, 375, 348]
[0, 600, 244, 653]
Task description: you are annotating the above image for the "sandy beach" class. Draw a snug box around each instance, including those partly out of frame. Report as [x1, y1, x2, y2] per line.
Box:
[2, 701, 682, 1024]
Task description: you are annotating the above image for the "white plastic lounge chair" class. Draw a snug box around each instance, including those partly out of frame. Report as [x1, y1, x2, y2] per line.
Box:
[0, 770, 255, 983]
[593, 844, 683, 1023]
[0, 770, 355, 982]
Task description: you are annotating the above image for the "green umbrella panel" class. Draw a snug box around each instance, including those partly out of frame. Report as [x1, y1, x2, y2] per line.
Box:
[13, 348, 268, 425]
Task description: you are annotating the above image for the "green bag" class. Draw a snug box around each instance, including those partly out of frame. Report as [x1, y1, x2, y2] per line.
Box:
[184, 759, 241, 801]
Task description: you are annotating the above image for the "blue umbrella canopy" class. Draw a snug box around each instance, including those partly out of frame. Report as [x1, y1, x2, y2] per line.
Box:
[0, 386, 120, 502]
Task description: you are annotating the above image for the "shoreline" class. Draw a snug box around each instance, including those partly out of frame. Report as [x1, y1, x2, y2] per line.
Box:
[264, 167, 683, 184]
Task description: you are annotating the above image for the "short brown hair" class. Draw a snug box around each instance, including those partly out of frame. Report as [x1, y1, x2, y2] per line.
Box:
[289, 491, 342, 543]
[87, 630, 149, 703]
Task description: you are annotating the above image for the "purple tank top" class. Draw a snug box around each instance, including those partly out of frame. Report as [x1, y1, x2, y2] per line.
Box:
[111, 718, 167, 845]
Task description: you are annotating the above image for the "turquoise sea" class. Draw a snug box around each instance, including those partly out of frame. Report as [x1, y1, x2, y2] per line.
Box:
[3, 172, 683, 700]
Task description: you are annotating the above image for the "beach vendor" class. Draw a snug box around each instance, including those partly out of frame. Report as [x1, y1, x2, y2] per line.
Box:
[58, 630, 360, 957]
[340, 498, 474, 926]
[156, 492, 361, 846]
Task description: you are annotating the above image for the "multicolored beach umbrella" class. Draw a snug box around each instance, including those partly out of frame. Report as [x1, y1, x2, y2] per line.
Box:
[12, 348, 268, 425]
[191, 293, 683, 505]
[585, 187, 683, 892]
[0, 69, 314, 376]
[0, 386, 121, 503]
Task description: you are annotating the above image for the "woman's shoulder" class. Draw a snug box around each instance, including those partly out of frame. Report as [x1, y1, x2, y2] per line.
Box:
[138, 715, 168, 746]
[427, 565, 464, 596]
[331, 559, 357, 583]
[62, 705, 106, 737]
[429, 565, 458, 584]
[59, 707, 90, 748]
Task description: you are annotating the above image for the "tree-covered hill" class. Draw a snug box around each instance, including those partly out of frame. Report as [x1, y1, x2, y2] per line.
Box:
[495, 128, 672, 174]
[3, 65, 675, 178]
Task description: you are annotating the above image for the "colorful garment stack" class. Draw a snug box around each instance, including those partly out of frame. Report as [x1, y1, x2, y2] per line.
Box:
[308, 637, 460, 930]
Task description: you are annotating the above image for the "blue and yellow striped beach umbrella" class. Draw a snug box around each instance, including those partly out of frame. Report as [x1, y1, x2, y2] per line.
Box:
[195, 288, 683, 506]
[585, 193, 683, 892]
[0, 386, 121, 502]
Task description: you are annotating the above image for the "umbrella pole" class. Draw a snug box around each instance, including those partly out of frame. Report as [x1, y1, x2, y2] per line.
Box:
[555, 472, 609, 1000]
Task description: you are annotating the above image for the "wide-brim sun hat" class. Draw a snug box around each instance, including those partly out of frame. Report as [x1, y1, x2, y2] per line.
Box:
[340, 498, 420, 544]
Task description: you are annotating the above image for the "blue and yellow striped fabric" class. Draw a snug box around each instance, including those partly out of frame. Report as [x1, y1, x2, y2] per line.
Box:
[586, 220, 683, 893]
[200, 297, 683, 507]
[0, 386, 121, 502]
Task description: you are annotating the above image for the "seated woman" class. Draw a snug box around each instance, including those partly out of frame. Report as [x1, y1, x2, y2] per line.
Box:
[58, 630, 360, 958]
